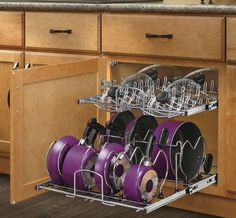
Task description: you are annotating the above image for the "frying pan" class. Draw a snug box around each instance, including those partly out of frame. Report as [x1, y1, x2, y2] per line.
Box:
[105, 110, 135, 145]
[108, 115, 158, 191]
[123, 134, 158, 202]
[151, 120, 204, 182]
[95, 115, 158, 194]
[62, 118, 106, 190]
[125, 115, 158, 163]
[46, 135, 79, 185]
[94, 111, 136, 194]
[62, 111, 135, 191]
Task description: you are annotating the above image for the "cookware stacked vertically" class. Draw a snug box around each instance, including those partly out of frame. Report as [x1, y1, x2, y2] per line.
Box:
[94, 115, 158, 194]
[46, 65, 214, 203]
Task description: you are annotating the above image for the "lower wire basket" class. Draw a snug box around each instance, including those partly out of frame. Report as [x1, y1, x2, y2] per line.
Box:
[36, 173, 217, 214]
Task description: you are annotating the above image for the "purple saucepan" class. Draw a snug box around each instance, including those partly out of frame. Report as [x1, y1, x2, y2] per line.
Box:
[62, 111, 135, 191]
[94, 142, 125, 194]
[62, 144, 97, 190]
[123, 134, 158, 202]
[95, 115, 158, 195]
[47, 135, 79, 185]
[151, 120, 204, 182]
[62, 118, 106, 190]
[94, 111, 136, 194]
[123, 165, 158, 202]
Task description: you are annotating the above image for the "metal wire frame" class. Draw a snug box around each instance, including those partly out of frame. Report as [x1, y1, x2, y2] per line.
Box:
[78, 67, 218, 118]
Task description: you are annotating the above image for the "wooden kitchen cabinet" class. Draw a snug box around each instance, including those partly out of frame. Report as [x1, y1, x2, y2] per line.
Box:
[1, 9, 235, 217]
[0, 50, 23, 174]
[10, 57, 106, 203]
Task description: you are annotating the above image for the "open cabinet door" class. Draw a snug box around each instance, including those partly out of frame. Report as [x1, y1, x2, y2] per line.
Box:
[10, 58, 106, 203]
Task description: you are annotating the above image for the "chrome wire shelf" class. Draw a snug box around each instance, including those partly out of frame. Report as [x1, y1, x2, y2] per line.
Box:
[37, 174, 217, 214]
[78, 66, 218, 118]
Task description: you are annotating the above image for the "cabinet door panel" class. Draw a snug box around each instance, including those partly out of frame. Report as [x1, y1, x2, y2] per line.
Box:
[0, 51, 23, 174]
[11, 58, 105, 203]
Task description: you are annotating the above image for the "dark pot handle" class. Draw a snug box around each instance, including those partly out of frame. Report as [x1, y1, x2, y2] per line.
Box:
[105, 120, 125, 136]
[146, 134, 156, 161]
[158, 128, 169, 149]
[203, 153, 213, 174]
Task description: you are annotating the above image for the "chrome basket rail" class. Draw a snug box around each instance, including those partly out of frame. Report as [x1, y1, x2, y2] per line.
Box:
[78, 67, 218, 118]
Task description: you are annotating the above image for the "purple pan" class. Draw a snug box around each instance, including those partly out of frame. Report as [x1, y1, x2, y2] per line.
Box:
[62, 143, 98, 190]
[123, 165, 157, 202]
[62, 111, 135, 191]
[94, 111, 136, 194]
[151, 120, 204, 182]
[123, 135, 158, 202]
[46, 135, 79, 185]
[62, 119, 106, 190]
[108, 115, 158, 191]
[94, 142, 125, 194]
[95, 115, 158, 194]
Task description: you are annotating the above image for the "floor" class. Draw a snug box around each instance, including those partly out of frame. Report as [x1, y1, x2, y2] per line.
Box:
[0, 173, 219, 218]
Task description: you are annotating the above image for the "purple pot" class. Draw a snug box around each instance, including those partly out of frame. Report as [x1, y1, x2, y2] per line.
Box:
[47, 136, 79, 185]
[94, 143, 124, 194]
[62, 144, 97, 190]
[123, 164, 158, 202]
[151, 121, 204, 182]
[95, 115, 158, 194]
[61, 112, 135, 192]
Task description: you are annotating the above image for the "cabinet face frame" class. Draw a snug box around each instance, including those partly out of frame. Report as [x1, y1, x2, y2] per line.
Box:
[227, 17, 236, 62]
[105, 55, 227, 198]
[225, 65, 236, 197]
[10, 57, 106, 203]
[0, 50, 23, 174]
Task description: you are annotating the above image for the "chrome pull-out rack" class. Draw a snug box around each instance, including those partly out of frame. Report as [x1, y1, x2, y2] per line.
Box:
[36, 173, 217, 214]
[78, 66, 218, 118]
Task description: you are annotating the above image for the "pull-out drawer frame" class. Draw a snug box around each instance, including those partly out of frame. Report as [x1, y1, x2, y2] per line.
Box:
[36, 174, 217, 214]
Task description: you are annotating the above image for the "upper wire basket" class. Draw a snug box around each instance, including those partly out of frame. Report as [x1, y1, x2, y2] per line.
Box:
[78, 65, 218, 118]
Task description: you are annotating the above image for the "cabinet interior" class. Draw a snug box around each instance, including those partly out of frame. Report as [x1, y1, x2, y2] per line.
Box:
[110, 61, 219, 174]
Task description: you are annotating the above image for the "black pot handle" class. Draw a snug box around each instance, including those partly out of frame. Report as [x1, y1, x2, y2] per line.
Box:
[105, 120, 125, 136]
[88, 118, 106, 135]
[146, 133, 156, 161]
[203, 153, 213, 174]
[81, 118, 106, 145]
[158, 128, 169, 149]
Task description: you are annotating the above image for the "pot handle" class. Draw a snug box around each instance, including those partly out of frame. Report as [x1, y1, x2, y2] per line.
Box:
[81, 118, 106, 145]
[158, 128, 169, 148]
[81, 118, 96, 142]
[146, 134, 156, 161]
[203, 153, 213, 174]
[87, 118, 106, 146]
[105, 120, 124, 136]
[88, 118, 106, 135]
